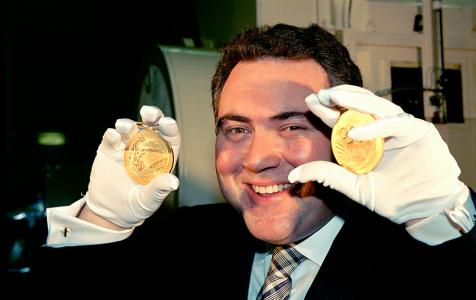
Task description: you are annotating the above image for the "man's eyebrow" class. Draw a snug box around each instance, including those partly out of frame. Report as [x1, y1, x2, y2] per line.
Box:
[215, 114, 251, 132]
[271, 111, 308, 120]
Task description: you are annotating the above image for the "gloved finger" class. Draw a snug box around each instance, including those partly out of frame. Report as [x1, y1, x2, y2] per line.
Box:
[158, 117, 180, 147]
[318, 85, 403, 118]
[288, 161, 372, 209]
[349, 114, 414, 140]
[101, 128, 123, 151]
[317, 84, 373, 106]
[140, 105, 164, 126]
[349, 114, 435, 149]
[305, 94, 341, 128]
[131, 173, 180, 219]
[115, 118, 140, 144]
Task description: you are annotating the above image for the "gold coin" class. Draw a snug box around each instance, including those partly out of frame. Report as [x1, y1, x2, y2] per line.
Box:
[331, 109, 384, 174]
[124, 127, 174, 185]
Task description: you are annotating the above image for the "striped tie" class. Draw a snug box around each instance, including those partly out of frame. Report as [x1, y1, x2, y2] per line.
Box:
[257, 244, 306, 300]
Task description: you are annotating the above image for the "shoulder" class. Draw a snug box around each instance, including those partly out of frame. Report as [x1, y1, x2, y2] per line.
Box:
[172, 203, 248, 237]
[133, 202, 248, 240]
[171, 202, 241, 225]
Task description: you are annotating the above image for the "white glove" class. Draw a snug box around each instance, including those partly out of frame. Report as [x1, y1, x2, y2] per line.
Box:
[288, 85, 470, 227]
[85, 105, 180, 228]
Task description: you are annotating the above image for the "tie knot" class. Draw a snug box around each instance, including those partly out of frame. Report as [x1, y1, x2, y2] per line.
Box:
[257, 244, 306, 300]
[270, 244, 305, 279]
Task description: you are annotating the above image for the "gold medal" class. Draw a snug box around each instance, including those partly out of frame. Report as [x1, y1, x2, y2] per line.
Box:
[124, 125, 174, 185]
[331, 109, 384, 174]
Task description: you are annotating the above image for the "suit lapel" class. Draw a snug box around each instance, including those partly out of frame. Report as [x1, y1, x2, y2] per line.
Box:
[304, 221, 351, 300]
[304, 219, 384, 299]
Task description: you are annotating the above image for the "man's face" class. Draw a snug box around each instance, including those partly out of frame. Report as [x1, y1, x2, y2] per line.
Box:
[215, 57, 334, 245]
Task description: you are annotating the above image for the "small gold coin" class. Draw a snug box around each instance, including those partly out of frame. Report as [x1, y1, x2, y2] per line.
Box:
[124, 126, 174, 185]
[331, 109, 384, 174]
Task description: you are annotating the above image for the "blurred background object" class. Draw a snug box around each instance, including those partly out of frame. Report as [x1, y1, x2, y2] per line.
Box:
[137, 45, 224, 208]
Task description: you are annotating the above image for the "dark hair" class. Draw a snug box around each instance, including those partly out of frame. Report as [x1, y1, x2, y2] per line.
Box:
[211, 23, 362, 118]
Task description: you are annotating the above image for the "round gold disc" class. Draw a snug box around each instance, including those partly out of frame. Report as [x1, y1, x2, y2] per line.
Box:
[124, 128, 174, 185]
[331, 109, 384, 175]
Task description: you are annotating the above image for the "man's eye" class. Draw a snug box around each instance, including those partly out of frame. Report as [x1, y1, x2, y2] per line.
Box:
[229, 127, 247, 134]
[223, 127, 250, 141]
[284, 125, 304, 131]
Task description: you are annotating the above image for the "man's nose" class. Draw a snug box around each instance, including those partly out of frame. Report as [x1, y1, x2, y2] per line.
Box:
[242, 132, 282, 173]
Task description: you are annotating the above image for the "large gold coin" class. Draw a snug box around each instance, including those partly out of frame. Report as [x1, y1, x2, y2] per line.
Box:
[124, 127, 174, 185]
[331, 109, 384, 174]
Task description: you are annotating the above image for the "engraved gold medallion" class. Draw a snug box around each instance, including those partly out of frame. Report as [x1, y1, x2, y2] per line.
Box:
[331, 109, 384, 174]
[124, 125, 174, 185]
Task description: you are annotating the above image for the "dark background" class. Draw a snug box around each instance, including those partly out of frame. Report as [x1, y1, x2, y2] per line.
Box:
[3, 0, 256, 280]
[3, 0, 202, 211]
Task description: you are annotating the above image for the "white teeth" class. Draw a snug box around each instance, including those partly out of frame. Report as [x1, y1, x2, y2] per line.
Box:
[252, 183, 292, 194]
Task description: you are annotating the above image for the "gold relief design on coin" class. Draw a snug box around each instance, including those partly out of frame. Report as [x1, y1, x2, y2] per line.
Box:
[124, 127, 174, 185]
[331, 110, 384, 175]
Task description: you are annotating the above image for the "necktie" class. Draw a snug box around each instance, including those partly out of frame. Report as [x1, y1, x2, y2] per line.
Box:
[257, 244, 306, 300]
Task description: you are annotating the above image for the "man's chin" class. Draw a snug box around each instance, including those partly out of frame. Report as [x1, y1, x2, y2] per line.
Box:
[243, 216, 294, 245]
[251, 232, 291, 245]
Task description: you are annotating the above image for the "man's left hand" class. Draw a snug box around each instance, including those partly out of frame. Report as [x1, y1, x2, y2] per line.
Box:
[288, 85, 470, 227]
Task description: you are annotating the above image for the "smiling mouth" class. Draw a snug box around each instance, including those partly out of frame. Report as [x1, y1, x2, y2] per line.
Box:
[251, 183, 294, 194]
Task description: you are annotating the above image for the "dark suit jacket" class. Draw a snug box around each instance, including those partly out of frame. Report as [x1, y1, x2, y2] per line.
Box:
[29, 191, 476, 299]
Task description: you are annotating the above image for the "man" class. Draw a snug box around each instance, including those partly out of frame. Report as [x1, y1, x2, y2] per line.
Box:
[32, 24, 475, 299]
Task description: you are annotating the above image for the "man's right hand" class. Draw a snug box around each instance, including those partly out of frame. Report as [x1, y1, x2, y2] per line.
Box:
[80, 106, 180, 229]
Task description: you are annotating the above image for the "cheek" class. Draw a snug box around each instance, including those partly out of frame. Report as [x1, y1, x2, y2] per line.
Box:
[215, 140, 247, 210]
[215, 138, 244, 181]
[285, 132, 332, 165]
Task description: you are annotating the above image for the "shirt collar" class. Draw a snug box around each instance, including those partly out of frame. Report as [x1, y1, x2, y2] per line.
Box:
[294, 215, 344, 266]
[254, 215, 345, 266]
